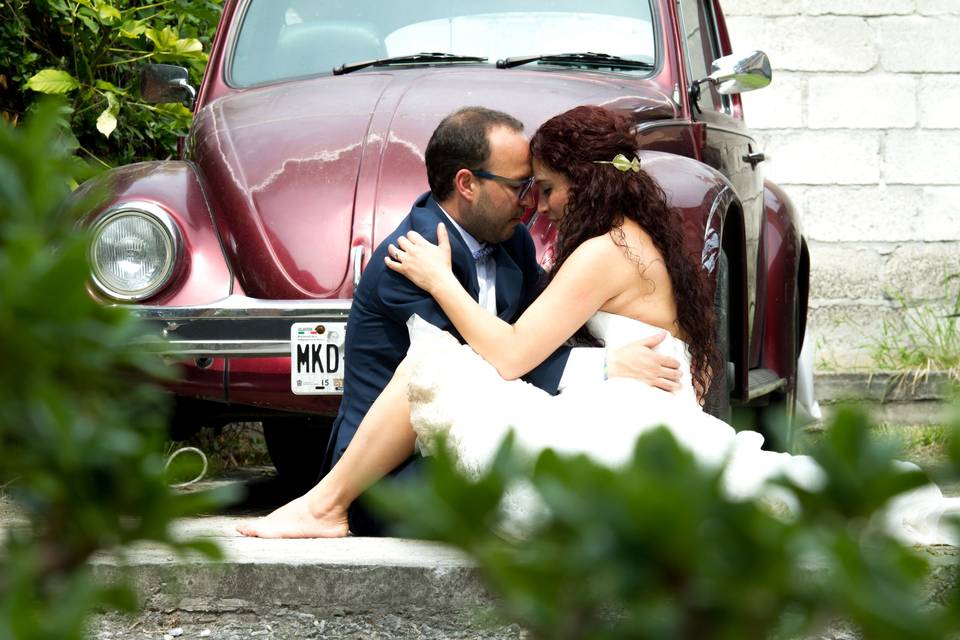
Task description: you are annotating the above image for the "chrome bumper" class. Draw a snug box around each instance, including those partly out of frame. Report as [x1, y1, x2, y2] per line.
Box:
[129, 295, 351, 357]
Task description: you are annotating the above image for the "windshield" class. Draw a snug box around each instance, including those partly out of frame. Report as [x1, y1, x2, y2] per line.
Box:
[230, 0, 656, 87]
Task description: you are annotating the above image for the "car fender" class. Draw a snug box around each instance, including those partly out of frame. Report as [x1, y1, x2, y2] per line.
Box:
[71, 161, 235, 402]
[639, 151, 740, 276]
[759, 180, 805, 386]
[72, 160, 235, 306]
[640, 152, 755, 393]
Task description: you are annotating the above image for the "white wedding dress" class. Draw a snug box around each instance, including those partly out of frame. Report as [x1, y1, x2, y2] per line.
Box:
[404, 312, 959, 544]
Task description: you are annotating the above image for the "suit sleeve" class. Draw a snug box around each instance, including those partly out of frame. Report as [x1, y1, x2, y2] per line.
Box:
[375, 265, 460, 337]
[372, 218, 473, 338]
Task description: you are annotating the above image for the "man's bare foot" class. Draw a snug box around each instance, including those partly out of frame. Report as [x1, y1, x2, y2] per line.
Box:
[235, 493, 349, 539]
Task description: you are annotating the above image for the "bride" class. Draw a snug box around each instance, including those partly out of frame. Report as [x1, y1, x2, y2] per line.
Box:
[238, 106, 957, 545]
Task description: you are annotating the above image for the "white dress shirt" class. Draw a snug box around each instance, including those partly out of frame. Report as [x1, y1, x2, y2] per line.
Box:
[437, 206, 603, 391]
[439, 207, 497, 314]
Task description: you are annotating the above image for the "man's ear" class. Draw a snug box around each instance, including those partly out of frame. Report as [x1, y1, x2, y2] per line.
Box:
[453, 168, 477, 203]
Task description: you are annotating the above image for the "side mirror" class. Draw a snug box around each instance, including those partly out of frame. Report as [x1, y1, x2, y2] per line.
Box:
[703, 51, 772, 95]
[140, 64, 197, 109]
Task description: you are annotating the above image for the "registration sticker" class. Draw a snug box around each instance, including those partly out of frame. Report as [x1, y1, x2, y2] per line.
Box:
[290, 322, 346, 395]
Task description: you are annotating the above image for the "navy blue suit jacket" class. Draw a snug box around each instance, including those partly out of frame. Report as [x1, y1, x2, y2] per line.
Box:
[322, 193, 571, 533]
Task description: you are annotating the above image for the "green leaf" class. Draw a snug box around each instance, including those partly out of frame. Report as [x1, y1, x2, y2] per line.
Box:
[119, 19, 149, 39]
[94, 79, 124, 95]
[143, 26, 174, 50]
[78, 9, 100, 34]
[95, 109, 116, 137]
[172, 37, 204, 57]
[97, 4, 122, 24]
[25, 69, 81, 94]
[95, 93, 119, 138]
[145, 26, 205, 59]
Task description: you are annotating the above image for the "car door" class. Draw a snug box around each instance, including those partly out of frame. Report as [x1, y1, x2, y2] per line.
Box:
[677, 0, 765, 367]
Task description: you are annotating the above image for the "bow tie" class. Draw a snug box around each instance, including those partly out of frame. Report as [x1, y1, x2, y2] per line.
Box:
[471, 244, 496, 262]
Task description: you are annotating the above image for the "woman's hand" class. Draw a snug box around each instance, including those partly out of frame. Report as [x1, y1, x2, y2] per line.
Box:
[385, 223, 455, 294]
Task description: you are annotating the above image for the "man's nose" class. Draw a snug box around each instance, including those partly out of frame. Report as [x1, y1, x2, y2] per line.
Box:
[521, 184, 537, 209]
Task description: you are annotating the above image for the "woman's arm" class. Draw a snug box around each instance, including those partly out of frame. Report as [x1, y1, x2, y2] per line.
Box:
[386, 223, 630, 380]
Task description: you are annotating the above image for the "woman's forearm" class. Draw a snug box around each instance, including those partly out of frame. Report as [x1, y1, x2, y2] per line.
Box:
[430, 273, 529, 378]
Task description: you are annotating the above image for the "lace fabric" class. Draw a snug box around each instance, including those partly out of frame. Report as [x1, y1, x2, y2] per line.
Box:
[403, 313, 960, 545]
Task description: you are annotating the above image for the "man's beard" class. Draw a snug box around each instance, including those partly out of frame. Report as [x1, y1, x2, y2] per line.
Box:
[460, 190, 517, 244]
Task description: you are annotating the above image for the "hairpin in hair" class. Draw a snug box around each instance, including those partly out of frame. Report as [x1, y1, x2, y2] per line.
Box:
[593, 153, 641, 173]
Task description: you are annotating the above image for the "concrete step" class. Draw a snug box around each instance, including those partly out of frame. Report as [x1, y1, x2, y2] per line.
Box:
[815, 371, 957, 425]
[5, 473, 960, 639]
[84, 515, 959, 640]
[92, 518, 486, 614]
[90, 517, 512, 639]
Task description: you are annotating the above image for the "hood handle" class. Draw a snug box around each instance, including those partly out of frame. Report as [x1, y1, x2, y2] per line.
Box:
[351, 245, 365, 291]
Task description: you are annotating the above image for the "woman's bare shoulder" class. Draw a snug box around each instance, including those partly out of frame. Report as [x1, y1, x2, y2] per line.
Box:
[564, 232, 633, 270]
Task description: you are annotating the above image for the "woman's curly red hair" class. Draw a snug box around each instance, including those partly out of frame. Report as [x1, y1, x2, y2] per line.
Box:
[530, 105, 719, 397]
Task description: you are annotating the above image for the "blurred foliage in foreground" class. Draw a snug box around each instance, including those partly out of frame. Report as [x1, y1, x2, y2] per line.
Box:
[0, 100, 233, 640]
[371, 403, 960, 640]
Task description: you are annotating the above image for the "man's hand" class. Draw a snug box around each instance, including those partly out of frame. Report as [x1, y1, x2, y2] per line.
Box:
[606, 331, 683, 392]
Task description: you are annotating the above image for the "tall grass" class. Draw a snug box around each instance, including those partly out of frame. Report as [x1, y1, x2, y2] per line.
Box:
[871, 273, 960, 388]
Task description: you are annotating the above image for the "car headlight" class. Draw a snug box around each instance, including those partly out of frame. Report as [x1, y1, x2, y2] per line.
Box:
[89, 201, 182, 301]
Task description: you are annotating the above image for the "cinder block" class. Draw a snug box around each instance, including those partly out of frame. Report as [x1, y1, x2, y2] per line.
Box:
[759, 130, 881, 185]
[884, 242, 960, 301]
[919, 75, 960, 128]
[808, 75, 916, 128]
[917, 0, 960, 15]
[769, 17, 878, 72]
[804, 0, 914, 16]
[724, 16, 771, 54]
[809, 243, 887, 300]
[799, 186, 930, 242]
[883, 130, 960, 184]
[725, 17, 878, 72]
[720, 0, 803, 16]
[808, 302, 899, 369]
[879, 17, 960, 72]
[740, 74, 804, 129]
[921, 188, 960, 240]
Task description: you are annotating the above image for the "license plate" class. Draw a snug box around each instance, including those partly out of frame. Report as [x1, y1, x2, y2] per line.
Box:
[291, 322, 346, 395]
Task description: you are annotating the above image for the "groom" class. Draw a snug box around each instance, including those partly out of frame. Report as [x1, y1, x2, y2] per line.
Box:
[321, 106, 682, 535]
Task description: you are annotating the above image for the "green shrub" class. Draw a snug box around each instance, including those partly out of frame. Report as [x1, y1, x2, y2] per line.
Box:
[0, 0, 222, 166]
[371, 408, 960, 639]
[0, 99, 233, 639]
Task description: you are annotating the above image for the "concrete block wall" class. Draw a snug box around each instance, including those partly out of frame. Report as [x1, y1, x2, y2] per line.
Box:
[720, 0, 960, 369]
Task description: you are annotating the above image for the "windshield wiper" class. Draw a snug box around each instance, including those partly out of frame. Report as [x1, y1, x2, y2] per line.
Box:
[496, 52, 653, 71]
[334, 52, 487, 76]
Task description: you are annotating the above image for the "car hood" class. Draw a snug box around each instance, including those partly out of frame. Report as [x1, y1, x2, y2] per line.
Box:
[192, 67, 676, 298]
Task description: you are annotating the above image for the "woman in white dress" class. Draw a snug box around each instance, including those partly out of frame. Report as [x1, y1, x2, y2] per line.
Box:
[383, 105, 826, 535]
[238, 106, 956, 544]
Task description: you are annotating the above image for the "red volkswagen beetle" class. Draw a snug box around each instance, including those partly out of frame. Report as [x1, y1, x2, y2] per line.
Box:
[73, 0, 808, 486]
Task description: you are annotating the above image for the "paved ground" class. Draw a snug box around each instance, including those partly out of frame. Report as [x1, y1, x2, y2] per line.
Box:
[90, 608, 525, 639]
[1, 470, 522, 639]
[5, 458, 960, 639]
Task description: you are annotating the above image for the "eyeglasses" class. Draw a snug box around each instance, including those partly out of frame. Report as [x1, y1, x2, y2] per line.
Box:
[470, 169, 536, 201]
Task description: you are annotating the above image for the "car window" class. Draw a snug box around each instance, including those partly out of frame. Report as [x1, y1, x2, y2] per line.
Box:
[677, 0, 727, 113]
[230, 0, 656, 87]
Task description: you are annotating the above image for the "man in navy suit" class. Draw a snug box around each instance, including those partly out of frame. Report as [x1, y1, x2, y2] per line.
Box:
[238, 107, 681, 538]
